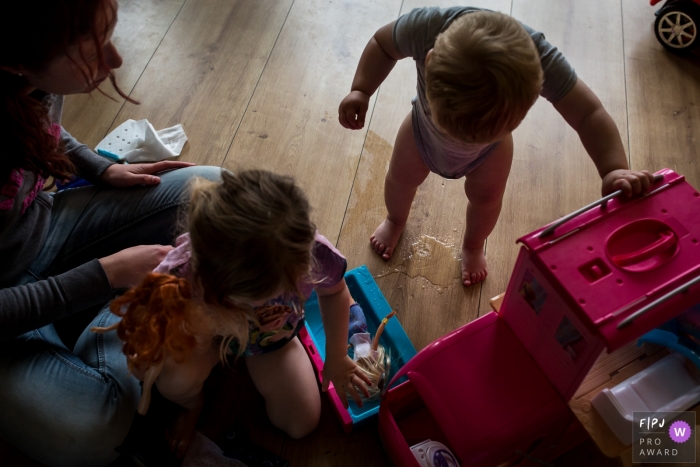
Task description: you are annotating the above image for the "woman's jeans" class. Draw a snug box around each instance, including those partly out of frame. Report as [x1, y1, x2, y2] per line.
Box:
[0, 166, 221, 467]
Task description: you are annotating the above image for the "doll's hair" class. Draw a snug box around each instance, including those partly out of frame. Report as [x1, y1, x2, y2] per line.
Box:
[349, 345, 391, 403]
[186, 169, 317, 311]
[107, 273, 200, 373]
[103, 272, 250, 368]
[425, 11, 543, 143]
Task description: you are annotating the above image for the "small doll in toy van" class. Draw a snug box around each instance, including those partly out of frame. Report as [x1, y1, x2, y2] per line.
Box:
[347, 305, 396, 402]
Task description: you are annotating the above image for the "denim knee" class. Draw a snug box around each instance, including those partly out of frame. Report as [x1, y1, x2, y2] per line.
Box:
[0, 331, 139, 467]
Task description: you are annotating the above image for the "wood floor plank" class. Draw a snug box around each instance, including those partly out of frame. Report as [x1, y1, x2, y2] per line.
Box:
[109, 0, 294, 167]
[622, 0, 700, 189]
[221, 0, 401, 244]
[479, 0, 629, 314]
[62, 0, 185, 148]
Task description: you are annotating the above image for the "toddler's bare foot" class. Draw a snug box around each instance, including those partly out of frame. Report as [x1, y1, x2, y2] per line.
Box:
[370, 218, 405, 260]
[165, 406, 201, 458]
[461, 247, 488, 287]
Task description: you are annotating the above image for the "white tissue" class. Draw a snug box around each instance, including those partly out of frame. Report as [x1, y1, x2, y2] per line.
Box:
[95, 119, 188, 163]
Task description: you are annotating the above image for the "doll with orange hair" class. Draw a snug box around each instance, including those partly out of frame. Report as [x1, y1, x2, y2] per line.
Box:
[93, 272, 224, 455]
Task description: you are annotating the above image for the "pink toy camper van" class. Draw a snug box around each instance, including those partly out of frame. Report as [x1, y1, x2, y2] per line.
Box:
[379, 169, 700, 466]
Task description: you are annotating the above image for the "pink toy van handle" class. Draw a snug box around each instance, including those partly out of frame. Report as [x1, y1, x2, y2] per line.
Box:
[539, 173, 665, 239]
[617, 274, 700, 329]
[611, 231, 676, 267]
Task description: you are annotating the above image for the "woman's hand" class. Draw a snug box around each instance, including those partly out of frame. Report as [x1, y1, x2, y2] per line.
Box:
[602, 169, 655, 197]
[322, 354, 372, 408]
[100, 161, 195, 187]
[99, 244, 174, 289]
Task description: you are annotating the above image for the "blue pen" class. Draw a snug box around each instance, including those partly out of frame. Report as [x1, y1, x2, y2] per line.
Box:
[97, 148, 127, 163]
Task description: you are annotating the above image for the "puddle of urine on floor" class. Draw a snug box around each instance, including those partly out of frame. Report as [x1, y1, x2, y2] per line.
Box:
[376, 235, 461, 290]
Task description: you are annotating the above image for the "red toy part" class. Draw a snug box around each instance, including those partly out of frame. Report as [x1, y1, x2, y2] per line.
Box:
[379, 312, 574, 466]
[650, 0, 700, 53]
[650, 0, 700, 5]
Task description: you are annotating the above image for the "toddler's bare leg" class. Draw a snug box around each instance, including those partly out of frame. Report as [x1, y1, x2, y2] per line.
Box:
[371, 111, 430, 260]
[166, 393, 204, 458]
[246, 337, 321, 439]
[156, 347, 220, 457]
[461, 134, 513, 287]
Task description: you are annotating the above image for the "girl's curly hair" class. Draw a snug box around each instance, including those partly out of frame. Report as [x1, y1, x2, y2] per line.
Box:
[109, 273, 200, 371]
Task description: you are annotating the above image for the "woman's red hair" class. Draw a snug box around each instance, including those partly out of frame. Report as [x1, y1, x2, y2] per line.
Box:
[110, 273, 199, 370]
[0, 0, 135, 184]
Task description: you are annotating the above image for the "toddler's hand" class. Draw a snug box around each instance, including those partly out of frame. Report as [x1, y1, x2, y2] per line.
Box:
[602, 169, 655, 197]
[322, 354, 372, 408]
[338, 90, 370, 130]
[99, 244, 174, 289]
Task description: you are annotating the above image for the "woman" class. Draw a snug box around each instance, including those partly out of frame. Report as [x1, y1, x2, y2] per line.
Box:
[0, 1, 220, 465]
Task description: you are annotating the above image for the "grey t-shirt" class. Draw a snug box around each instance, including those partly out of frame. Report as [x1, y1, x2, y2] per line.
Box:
[392, 7, 578, 178]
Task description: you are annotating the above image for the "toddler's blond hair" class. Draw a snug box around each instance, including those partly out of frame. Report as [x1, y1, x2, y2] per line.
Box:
[425, 11, 544, 143]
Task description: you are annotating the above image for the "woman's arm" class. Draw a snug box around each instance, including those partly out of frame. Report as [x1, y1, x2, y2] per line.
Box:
[0, 259, 112, 341]
[61, 127, 195, 187]
[60, 126, 114, 182]
[0, 244, 173, 341]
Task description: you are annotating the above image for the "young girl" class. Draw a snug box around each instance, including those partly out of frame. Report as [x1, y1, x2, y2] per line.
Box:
[102, 169, 373, 457]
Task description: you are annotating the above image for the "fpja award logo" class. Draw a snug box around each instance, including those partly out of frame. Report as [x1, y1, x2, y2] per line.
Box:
[634, 412, 696, 463]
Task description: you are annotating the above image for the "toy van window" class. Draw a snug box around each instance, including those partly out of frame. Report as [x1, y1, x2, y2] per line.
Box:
[555, 316, 587, 362]
[518, 269, 548, 315]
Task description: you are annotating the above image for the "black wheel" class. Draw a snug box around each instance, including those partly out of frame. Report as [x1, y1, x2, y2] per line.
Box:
[655, 2, 700, 53]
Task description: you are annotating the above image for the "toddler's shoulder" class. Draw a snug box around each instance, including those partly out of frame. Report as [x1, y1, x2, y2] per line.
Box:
[394, 6, 483, 59]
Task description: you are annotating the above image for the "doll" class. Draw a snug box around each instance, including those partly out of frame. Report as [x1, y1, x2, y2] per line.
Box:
[347, 304, 397, 402]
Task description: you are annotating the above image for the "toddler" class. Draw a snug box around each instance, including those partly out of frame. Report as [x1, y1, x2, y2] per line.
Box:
[97, 170, 372, 457]
[339, 7, 654, 286]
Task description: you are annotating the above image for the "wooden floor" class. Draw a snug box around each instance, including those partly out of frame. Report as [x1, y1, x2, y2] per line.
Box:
[4, 0, 700, 465]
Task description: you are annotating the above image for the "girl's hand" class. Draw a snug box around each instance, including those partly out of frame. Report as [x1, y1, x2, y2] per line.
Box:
[338, 90, 370, 130]
[322, 354, 372, 408]
[99, 244, 174, 289]
[602, 169, 655, 197]
[100, 161, 195, 187]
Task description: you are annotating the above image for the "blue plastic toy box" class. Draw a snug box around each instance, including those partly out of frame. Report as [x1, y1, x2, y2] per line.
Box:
[299, 265, 417, 432]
